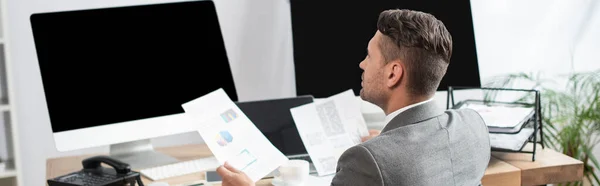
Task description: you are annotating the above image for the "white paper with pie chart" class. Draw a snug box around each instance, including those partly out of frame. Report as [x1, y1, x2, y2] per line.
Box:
[181, 88, 288, 182]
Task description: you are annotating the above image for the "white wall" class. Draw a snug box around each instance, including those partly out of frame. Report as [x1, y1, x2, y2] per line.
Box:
[4, 0, 600, 185]
[472, 0, 600, 82]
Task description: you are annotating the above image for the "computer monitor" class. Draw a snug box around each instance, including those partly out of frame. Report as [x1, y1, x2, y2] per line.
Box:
[30, 0, 237, 169]
[235, 95, 314, 157]
[290, 0, 481, 98]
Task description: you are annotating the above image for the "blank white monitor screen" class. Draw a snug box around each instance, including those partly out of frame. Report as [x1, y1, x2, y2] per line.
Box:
[30, 0, 238, 133]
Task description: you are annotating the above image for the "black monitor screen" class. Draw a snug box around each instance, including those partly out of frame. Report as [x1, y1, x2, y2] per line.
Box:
[30, 0, 238, 133]
[291, 0, 481, 98]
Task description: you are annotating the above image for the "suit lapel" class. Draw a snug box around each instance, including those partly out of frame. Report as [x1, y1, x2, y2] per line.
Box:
[382, 101, 445, 133]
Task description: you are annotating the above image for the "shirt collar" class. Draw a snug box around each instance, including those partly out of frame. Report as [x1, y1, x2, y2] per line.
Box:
[384, 98, 435, 125]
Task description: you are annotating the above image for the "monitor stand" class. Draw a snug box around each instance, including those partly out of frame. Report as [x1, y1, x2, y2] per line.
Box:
[109, 139, 179, 170]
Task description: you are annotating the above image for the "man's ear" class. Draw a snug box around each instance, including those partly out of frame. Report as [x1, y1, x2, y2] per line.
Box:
[386, 60, 403, 88]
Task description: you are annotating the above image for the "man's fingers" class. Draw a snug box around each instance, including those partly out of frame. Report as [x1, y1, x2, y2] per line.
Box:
[224, 161, 241, 173]
[217, 165, 232, 177]
[361, 136, 373, 142]
[361, 130, 381, 142]
[369, 129, 381, 135]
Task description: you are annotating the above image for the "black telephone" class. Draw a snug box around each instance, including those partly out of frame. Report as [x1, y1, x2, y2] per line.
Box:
[48, 155, 144, 186]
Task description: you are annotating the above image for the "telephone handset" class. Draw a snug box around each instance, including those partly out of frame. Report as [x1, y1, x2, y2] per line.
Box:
[48, 155, 144, 186]
[83, 156, 132, 174]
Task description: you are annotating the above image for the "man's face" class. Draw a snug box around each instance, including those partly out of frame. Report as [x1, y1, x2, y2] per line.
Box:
[359, 31, 387, 106]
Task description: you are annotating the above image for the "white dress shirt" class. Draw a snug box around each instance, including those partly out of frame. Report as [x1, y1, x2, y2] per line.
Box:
[384, 98, 435, 125]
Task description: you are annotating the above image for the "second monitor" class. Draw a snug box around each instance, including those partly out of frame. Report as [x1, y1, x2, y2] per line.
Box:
[291, 0, 482, 98]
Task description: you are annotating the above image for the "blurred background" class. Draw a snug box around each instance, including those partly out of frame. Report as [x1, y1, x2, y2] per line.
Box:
[0, 0, 599, 185]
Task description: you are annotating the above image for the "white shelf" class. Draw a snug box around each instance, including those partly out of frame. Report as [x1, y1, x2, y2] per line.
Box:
[0, 104, 8, 112]
[0, 169, 17, 179]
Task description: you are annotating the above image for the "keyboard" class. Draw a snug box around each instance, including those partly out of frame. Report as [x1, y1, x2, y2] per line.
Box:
[140, 156, 220, 181]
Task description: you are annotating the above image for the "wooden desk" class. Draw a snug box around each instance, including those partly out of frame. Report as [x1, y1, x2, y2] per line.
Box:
[492, 144, 584, 186]
[482, 157, 521, 186]
[47, 145, 212, 185]
[47, 144, 581, 186]
[46, 145, 272, 186]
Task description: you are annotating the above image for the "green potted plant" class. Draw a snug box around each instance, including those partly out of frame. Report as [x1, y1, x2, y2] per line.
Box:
[484, 70, 600, 185]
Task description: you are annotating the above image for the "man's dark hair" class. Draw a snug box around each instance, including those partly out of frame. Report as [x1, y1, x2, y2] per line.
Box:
[377, 9, 452, 95]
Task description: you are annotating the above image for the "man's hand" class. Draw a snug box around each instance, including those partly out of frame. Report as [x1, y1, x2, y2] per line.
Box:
[361, 129, 381, 142]
[216, 162, 255, 186]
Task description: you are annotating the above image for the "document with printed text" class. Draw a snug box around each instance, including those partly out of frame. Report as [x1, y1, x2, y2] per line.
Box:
[182, 88, 288, 181]
[290, 89, 369, 176]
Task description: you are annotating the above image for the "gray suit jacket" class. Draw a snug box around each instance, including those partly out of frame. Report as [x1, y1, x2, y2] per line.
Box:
[331, 101, 490, 186]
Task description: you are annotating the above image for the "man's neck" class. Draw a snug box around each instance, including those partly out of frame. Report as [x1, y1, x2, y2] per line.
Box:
[383, 92, 432, 115]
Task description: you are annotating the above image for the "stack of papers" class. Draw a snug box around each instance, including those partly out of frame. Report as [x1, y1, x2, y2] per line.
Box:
[489, 128, 534, 151]
[462, 103, 534, 128]
[181, 88, 288, 182]
[290, 89, 369, 176]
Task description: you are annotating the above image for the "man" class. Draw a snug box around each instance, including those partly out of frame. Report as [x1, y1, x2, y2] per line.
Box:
[217, 9, 490, 186]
